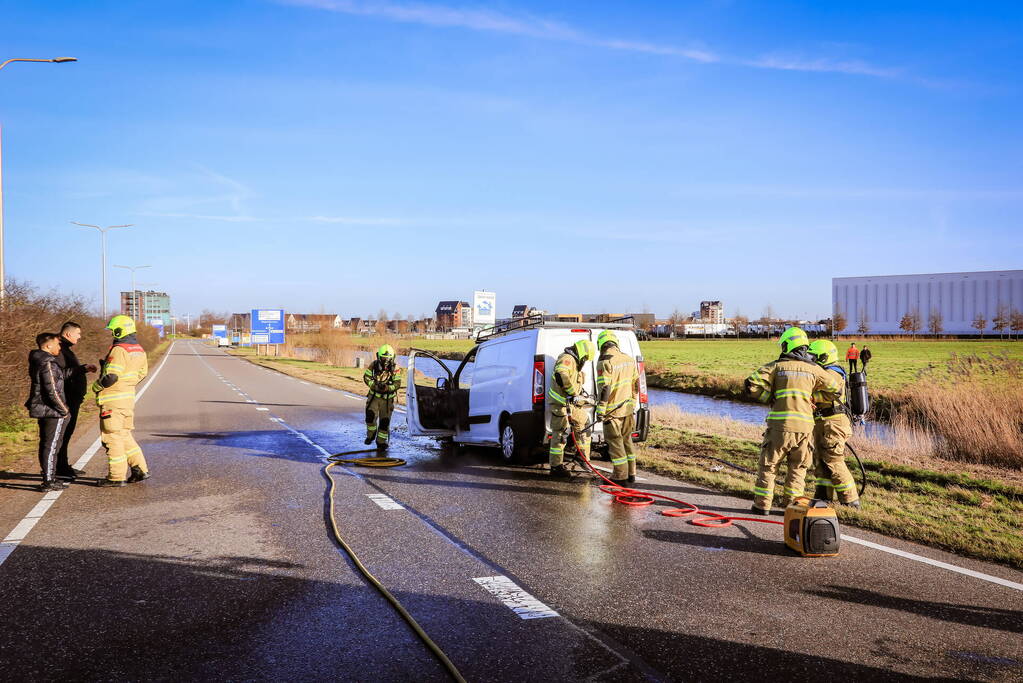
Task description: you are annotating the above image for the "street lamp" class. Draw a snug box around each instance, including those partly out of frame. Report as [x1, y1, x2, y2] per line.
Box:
[0, 56, 77, 306]
[72, 222, 132, 318]
[114, 264, 151, 321]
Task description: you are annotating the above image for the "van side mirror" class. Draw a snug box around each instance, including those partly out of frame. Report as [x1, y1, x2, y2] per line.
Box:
[436, 377, 448, 390]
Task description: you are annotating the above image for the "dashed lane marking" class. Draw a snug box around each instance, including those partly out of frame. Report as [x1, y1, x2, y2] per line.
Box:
[367, 494, 404, 510]
[473, 576, 559, 619]
[256, 407, 269, 411]
[0, 341, 175, 569]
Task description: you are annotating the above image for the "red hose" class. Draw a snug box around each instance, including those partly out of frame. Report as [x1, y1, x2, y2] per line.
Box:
[577, 452, 784, 528]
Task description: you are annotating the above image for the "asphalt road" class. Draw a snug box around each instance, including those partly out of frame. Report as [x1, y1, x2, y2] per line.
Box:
[1, 341, 1021, 682]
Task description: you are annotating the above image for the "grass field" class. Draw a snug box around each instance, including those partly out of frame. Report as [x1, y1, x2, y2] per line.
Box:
[639, 338, 1023, 392]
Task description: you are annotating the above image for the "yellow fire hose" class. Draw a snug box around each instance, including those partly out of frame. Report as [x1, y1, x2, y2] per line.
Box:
[324, 449, 467, 683]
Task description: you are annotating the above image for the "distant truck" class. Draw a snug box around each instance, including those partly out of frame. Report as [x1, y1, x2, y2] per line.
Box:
[212, 324, 229, 348]
[217, 337, 231, 348]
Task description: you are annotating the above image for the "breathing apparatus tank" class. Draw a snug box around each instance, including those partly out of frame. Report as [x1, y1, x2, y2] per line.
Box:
[784, 498, 840, 557]
[847, 371, 870, 418]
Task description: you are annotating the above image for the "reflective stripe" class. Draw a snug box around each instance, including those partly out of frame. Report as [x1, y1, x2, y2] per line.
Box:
[775, 389, 812, 399]
[105, 364, 125, 373]
[548, 388, 567, 405]
[816, 479, 833, 486]
[834, 482, 854, 491]
[549, 446, 564, 455]
[784, 487, 801, 496]
[766, 411, 815, 423]
[108, 456, 128, 464]
[610, 457, 627, 465]
[595, 376, 607, 385]
[626, 455, 636, 462]
[125, 447, 142, 455]
[97, 392, 135, 404]
[757, 393, 771, 404]
[753, 486, 771, 496]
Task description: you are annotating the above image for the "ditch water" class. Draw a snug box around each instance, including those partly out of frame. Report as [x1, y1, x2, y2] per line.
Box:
[298, 348, 894, 442]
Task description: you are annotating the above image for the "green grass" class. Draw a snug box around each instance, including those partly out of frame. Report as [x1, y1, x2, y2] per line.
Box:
[640, 423, 1023, 569]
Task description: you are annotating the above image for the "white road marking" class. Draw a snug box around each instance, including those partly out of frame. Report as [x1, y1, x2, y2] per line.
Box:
[367, 494, 404, 510]
[473, 576, 559, 619]
[842, 535, 1023, 591]
[256, 407, 269, 411]
[0, 341, 175, 569]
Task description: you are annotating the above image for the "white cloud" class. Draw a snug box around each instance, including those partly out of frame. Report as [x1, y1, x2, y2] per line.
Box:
[282, 0, 921, 79]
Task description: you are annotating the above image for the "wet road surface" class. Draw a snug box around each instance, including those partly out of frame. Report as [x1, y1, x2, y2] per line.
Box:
[1, 341, 1021, 681]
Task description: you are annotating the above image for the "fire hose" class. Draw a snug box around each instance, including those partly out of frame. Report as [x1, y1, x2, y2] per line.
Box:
[324, 449, 467, 682]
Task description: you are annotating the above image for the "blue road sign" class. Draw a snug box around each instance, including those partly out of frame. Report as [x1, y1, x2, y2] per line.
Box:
[250, 309, 285, 344]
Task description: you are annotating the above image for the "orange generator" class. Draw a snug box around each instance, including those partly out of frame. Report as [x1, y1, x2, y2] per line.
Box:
[784, 498, 840, 557]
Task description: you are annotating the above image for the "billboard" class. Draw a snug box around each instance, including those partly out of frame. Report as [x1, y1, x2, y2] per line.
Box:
[149, 318, 165, 338]
[473, 290, 496, 326]
[250, 309, 285, 344]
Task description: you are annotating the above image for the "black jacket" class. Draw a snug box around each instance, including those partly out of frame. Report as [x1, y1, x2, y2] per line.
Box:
[25, 350, 70, 419]
[59, 337, 89, 405]
[860, 348, 872, 362]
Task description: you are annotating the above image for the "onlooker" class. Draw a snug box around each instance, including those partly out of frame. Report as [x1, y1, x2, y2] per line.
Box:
[56, 321, 97, 479]
[25, 333, 70, 492]
[846, 342, 859, 374]
[860, 345, 872, 375]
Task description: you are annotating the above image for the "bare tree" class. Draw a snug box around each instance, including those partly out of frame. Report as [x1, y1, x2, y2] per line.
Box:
[732, 312, 749, 341]
[667, 308, 684, 339]
[857, 307, 871, 335]
[376, 309, 389, 336]
[928, 308, 944, 337]
[832, 307, 847, 336]
[900, 308, 921, 337]
[992, 303, 1011, 339]
[972, 312, 987, 338]
[761, 304, 777, 338]
[1011, 308, 1023, 341]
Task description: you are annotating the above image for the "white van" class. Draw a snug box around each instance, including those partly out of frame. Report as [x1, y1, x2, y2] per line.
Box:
[406, 317, 649, 463]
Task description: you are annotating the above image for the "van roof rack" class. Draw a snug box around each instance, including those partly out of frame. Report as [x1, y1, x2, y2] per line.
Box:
[474, 314, 635, 343]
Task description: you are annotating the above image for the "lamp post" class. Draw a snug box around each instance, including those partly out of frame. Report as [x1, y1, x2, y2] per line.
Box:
[0, 57, 77, 307]
[114, 264, 151, 321]
[72, 223, 132, 318]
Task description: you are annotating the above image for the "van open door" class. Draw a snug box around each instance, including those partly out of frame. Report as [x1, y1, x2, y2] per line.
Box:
[406, 349, 457, 438]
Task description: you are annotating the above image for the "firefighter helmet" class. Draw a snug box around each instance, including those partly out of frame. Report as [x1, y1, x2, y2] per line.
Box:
[106, 315, 136, 339]
[574, 339, 596, 362]
[779, 326, 809, 354]
[597, 330, 619, 350]
[808, 340, 839, 367]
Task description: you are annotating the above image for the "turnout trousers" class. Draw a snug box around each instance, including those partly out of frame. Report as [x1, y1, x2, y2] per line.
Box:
[603, 413, 636, 480]
[813, 417, 859, 504]
[549, 406, 590, 467]
[100, 404, 147, 482]
[38, 417, 67, 484]
[753, 429, 813, 510]
[365, 394, 395, 446]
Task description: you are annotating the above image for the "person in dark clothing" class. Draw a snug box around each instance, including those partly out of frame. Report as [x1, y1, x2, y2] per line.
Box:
[860, 345, 872, 375]
[55, 321, 97, 479]
[25, 333, 71, 491]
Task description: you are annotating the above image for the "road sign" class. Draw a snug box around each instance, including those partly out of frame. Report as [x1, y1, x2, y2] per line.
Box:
[250, 309, 285, 344]
[149, 319, 165, 338]
[473, 290, 496, 326]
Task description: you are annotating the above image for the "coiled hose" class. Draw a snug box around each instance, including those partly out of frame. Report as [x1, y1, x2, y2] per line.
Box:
[324, 449, 467, 683]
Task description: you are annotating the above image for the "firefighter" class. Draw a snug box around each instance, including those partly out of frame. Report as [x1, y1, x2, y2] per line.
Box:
[363, 344, 402, 449]
[93, 315, 150, 487]
[548, 339, 597, 478]
[595, 330, 640, 485]
[744, 327, 841, 514]
[808, 340, 860, 508]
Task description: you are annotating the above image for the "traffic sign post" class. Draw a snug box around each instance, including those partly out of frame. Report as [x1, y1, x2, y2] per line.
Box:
[250, 309, 285, 355]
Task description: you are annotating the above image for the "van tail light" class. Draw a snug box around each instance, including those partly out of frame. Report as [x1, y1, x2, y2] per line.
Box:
[533, 358, 545, 404]
[637, 359, 648, 405]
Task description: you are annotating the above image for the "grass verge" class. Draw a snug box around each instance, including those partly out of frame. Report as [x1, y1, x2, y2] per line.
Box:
[638, 423, 1023, 569]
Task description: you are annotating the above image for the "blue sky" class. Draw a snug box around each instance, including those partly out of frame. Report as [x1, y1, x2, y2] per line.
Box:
[2, 0, 1020, 321]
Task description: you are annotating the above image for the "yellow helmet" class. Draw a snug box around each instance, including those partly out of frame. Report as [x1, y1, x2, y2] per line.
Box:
[808, 340, 839, 367]
[597, 330, 619, 350]
[106, 315, 136, 339]
[574, 339, 596, 362]
[779, 326, 809, 354]
[376, 344, 396, 361]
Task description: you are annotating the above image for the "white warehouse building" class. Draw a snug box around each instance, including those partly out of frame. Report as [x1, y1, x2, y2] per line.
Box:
[832, 270, 1023, 335]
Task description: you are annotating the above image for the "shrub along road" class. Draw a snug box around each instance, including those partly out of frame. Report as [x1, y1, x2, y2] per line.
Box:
[0, 341, 1020, 681]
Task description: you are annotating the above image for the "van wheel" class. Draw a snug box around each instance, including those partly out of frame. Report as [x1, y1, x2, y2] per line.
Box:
[500, 420, 526, 464]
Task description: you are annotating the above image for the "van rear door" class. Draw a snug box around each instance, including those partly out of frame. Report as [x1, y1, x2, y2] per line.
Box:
[406, 350, 456, 438]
